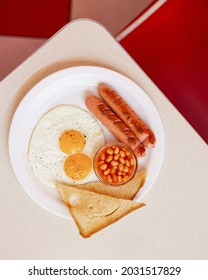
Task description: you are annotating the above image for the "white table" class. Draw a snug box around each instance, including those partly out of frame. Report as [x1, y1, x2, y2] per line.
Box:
[0, 20, 207, 259]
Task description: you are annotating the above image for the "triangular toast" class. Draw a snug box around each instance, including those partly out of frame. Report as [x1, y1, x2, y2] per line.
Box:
[57, 169, 147, 200]
[56, 184, 145, 238]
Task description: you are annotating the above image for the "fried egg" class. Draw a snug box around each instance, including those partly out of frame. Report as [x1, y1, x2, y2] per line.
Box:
[28, 105, 105, 188]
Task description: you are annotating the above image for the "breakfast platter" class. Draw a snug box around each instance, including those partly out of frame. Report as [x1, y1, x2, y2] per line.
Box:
[9, 66, 165, 227]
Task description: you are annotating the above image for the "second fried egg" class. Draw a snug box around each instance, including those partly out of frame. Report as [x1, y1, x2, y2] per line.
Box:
[28, 105, 105, 187]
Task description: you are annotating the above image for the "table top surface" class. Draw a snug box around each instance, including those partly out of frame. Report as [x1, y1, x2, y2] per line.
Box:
[0, 19, 207, 260]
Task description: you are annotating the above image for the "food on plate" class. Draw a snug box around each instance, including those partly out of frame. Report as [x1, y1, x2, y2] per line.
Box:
[85, 95, 146, 157]
[98, 84, 156, 149]
[56, 184, 145, 238]
[93, 142, 137, 185]
[27, 105, 105, 188]
[56, 169, 147, 200]
[26, 81, 153, 236]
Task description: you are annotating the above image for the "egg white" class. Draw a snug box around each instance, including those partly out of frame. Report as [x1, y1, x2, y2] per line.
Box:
[28, 105, 105, 187]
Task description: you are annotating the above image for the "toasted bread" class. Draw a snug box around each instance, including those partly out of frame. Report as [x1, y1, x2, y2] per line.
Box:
[56, 184, 145, 238]
[56, 169, 147, 200]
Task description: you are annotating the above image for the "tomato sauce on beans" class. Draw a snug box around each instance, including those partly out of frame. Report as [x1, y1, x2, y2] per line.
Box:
[94, 143, 137, 185]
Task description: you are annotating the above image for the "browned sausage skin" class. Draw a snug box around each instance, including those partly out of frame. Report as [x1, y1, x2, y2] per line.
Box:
[98, 84, 156, 149]
[85, 95, 146, 157]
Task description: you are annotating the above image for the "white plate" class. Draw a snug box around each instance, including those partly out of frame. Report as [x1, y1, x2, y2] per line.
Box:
[9, 66, 165, 218]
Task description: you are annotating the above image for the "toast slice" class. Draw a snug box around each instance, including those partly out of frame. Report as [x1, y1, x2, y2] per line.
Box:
[57, 169, 147, 200]
[56, 184, 145, 238]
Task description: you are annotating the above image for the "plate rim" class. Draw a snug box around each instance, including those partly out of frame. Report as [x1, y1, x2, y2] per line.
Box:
[8, 65, 165, 218]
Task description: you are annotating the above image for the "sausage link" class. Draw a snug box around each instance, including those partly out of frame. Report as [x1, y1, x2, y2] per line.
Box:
[85, 95, 146, 157]
[98, 84, 156, 148]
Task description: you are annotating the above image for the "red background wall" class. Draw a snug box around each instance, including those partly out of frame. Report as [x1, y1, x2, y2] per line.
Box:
[120, 0, 208, 143]
[0, 0, 70, 37]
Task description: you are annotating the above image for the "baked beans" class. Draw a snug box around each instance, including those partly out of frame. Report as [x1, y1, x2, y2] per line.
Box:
[94, 142, 137, 185]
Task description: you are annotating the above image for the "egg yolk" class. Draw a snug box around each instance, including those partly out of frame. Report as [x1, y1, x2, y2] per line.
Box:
[59, 130, 85, 154]
[64, 153, 92, 180]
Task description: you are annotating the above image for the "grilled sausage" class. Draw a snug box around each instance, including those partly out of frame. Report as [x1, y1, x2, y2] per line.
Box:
[98, 84, 156, 149]
[85, 95, 146, 157]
